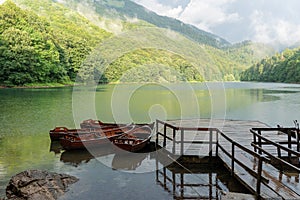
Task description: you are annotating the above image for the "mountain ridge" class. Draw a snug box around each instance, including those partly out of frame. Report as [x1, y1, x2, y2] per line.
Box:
[0, 0, 275, 86]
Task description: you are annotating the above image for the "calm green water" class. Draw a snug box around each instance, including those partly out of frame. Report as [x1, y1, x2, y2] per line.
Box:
[0, 82, 300, 198]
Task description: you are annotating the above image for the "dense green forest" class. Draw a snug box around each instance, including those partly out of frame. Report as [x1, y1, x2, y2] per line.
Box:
[240, 48, 300, 83]
[0, 1, 111, 86]
[0, 0, 275, 86]
[101, 48, 204, 83]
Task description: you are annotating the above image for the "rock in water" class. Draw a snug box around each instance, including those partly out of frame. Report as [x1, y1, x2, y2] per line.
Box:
[6, 170, 78, 200]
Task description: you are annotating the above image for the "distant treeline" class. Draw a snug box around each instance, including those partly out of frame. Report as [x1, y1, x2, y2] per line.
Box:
[240, 48, 300, 83]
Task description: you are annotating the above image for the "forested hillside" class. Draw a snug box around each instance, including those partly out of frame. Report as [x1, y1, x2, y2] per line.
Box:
[240, 48, 300, 83]
[0, 1, 111, 86]
[59, 0, 230, 48]
[0, 0, 275, 86]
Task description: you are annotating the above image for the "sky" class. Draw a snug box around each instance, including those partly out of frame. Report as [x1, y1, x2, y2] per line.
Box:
[132, 0, 300, 47]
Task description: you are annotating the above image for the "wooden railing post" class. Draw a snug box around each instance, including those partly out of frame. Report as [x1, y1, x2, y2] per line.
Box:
[209, 130, 213, 157]
[172, 128, 176, 154]
[216, 130, 219, 156]
[253, 130, 257, 153]
[288, 130, 292, 160]
[258, 130, 262, 155]
[277, 146, 282, 158]
[297, 129, 300, 152]
[181, 129, 184, 155]
[156, 120, 159, 148]
[163, 124, 167, 147]
[231, 142, 235, 176]
[256, 157, 263, 199]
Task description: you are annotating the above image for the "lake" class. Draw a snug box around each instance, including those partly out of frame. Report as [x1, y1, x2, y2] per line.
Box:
[0, 82, 299, 199]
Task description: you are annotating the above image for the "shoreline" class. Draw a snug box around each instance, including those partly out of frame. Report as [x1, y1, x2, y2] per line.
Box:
[1, 81, 300, 89]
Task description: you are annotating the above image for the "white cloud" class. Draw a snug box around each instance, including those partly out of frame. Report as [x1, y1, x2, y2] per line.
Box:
[250, 10, 300, 46]
[133, 0, 300, 46]
[134, 0, 183, 18]
[176, 0, 240, 32]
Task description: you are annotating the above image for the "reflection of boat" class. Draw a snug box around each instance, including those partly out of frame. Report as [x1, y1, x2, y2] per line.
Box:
[49, 141, 62, 154]
[112, 123, 154, 152]
[60, 145, 115, 166]
[112, 152, 147, 170]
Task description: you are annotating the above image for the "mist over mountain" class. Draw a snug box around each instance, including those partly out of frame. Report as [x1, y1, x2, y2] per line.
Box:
[0, 0, 276, 86]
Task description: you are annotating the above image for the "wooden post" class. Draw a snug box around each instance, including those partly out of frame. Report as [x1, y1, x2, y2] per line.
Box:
[216, 130, 219, 156]
[181, 129, 184, 156]
[258, 130, 262, 155]
[209, 172, 213, 199]
[209, 130, 213, 158]
[288, 130, 292, 160]
[231, 143, 235, 176]
[172, 171, 176, 198]
[297, 129, 300, 152]
[277, 146, 281, 158]
[172, 128, 176, 154]
[296, 126, 300, 152]
[180, 173, 184, 198]
[156, 120, 159, 148]
[163, 124, 167, 147]
[256, 157, 263, 199]
[155, 154, 158, 181]
[253, 130, 257, 153]
[163, 167, 167, 189]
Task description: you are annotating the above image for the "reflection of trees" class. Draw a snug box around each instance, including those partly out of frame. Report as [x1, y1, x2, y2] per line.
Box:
[0, 134, 57, 183]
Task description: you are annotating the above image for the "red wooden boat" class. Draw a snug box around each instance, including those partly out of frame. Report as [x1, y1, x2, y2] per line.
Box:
[49, 123, 128, 141]
[49, 127, 89, 141]
[112, 123, 154, 152]
[80, 119, 129, 129]
[59, 126, 135, 150]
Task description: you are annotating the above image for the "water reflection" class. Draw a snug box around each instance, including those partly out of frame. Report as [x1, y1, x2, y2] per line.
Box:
[55, 140, 251, 199]
[156, 161, 251, 199]
[112, 153, 147, 171]
[59, 145, 116, 167]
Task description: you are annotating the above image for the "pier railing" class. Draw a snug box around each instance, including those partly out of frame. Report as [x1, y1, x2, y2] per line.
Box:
[155, 120, 271, 198]
[156, 119, 218, 156]
[251, 128, 300, 172]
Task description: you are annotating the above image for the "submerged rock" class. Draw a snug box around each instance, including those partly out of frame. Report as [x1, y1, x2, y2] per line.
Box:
[5, 170, 78, 200]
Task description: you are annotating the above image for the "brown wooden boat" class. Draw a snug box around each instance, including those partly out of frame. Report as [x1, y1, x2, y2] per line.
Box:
[112, 123, 154, 152]
[49, 123, 128, 141]
[59, 126, 135, 150]
[80, 119, 129, 129]
[49, 127, 89, 141]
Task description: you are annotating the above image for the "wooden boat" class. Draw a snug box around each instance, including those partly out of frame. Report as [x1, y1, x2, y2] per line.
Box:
[112, 123, 154, 152]
[49, 123, 128, 141]
[59, 126, 134, 150]
[49, 127, 90, 141]
[80, 119, 129, 129]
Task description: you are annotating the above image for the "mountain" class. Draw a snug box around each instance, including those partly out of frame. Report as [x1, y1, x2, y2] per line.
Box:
[240, 48, 300, 83]
[58, 0, 231, 49]
[0, 0, 275, 86]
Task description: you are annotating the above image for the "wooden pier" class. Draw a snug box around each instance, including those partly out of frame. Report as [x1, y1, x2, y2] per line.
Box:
[155, 119, 300, 199]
